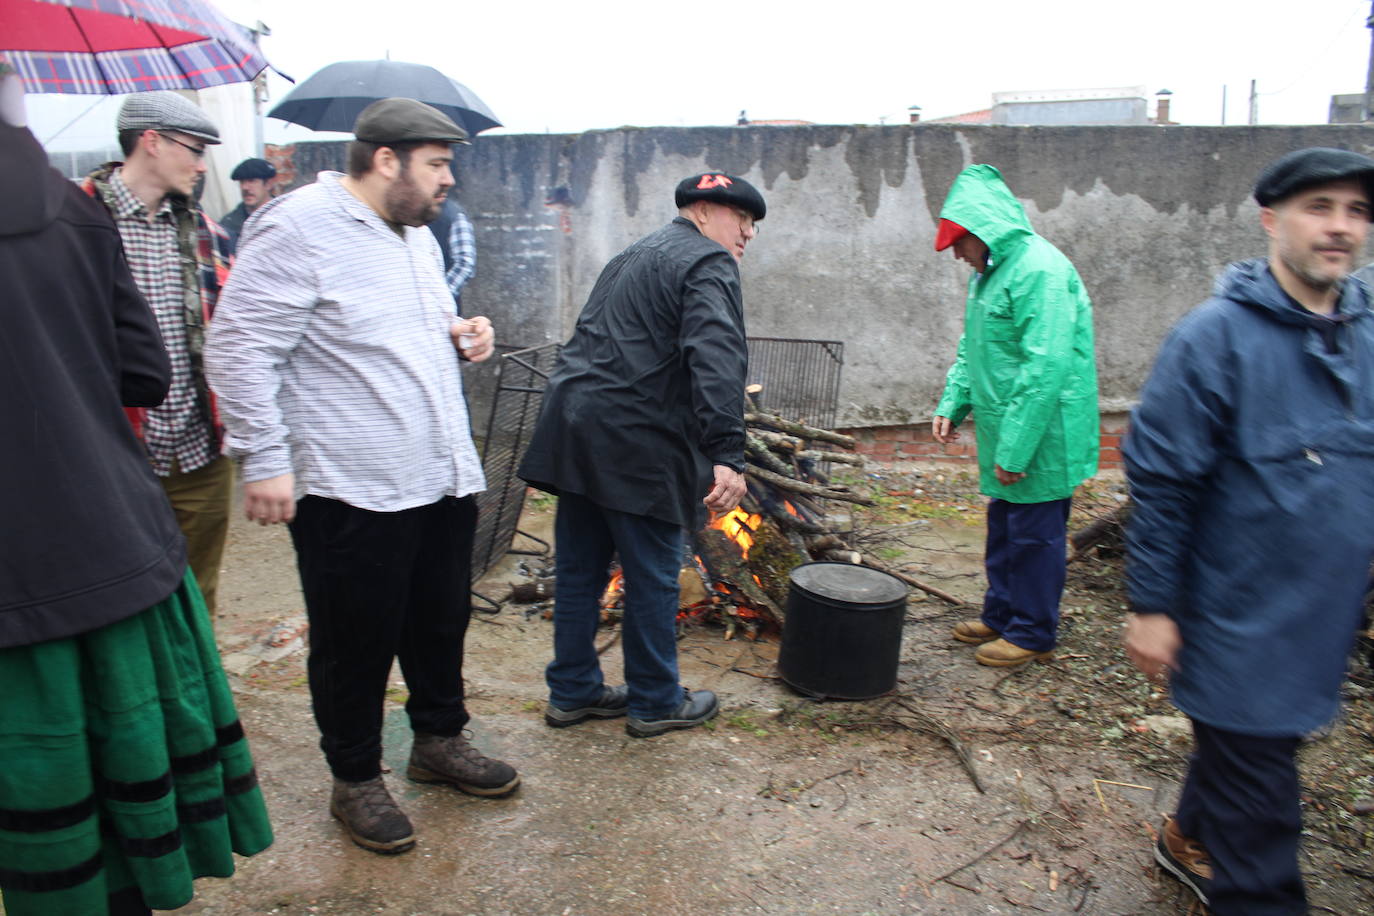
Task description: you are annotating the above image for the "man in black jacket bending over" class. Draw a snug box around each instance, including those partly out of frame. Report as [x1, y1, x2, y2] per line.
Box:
[519, 171, 763, 737]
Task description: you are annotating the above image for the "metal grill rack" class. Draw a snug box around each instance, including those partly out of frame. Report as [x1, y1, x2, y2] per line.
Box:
[745, 337, 844, 429]
[471, 343, 560, 588]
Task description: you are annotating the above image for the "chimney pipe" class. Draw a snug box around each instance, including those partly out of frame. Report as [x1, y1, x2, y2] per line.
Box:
[1154, 89, 1173, 125]
[908, 105, 922, 124]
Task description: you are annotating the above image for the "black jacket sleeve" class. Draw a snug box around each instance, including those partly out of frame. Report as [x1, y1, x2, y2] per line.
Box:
[680, 251, 747, 470]
[109, 241, 171, 408]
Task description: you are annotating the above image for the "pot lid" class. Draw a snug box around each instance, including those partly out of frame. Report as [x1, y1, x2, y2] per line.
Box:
[790, 562, 908, 605]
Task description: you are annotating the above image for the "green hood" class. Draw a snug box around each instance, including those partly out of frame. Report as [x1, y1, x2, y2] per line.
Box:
[939, 164, 1033, 264]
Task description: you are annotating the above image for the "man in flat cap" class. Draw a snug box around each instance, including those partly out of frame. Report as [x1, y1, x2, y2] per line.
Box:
[931, 164, 1099, 669]
[82, 90, 235, 619]
[1124, 147, 1374, 913]
[206, 98, 515, 855]
[519, 170, 763, 738]
[219, 156, 277, 254]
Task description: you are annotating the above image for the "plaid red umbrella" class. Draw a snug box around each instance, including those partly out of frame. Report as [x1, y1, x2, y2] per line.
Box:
[3, 0, 272, 94]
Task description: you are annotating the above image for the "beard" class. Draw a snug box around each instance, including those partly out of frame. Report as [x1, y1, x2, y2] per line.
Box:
[1279, 244, 1350, 293]
[384, 170, 442, 227]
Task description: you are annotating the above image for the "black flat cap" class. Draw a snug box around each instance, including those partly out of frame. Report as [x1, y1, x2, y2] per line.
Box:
[675, 171, 766, 221]
[353, 98, 469, 146]
[1254, 147, 1374, 214]
[230, 157, 276, 181]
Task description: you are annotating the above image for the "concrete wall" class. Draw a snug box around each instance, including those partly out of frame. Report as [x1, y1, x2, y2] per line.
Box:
[275, 124, 1374, 432]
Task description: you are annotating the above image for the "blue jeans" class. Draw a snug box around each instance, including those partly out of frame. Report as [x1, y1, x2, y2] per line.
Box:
[547, 493, 683, 719]
[981, 497, 1071, 652]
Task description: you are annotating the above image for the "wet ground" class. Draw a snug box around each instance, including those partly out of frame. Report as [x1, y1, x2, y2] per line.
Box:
[167, 469, 1370, 915]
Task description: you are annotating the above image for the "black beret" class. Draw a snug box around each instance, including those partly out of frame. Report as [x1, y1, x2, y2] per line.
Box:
[1254, 147, 1374, 214]
[353, 97, 469, 146]
[230, 157, 276, 181]
[675, 172, 766, 221]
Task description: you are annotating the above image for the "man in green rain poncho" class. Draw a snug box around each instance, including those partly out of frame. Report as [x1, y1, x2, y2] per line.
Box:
[931, 164, 1099, 668]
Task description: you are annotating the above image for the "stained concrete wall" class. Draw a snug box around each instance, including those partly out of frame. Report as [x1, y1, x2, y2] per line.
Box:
[277, 124, 1374, 429]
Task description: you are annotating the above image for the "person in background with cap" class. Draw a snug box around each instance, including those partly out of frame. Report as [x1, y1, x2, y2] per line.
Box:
[219, 156, 277, 254]
[518, 170, 763, 738]
[1124, 147, 1374, 913]
[931, 164, 1099, 669]
[205, 98, 515, 855]
[82, 90, 235, 620]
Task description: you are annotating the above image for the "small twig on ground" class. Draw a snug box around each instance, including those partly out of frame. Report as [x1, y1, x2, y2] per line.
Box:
[889, 697, 986, 793]
[595, 626, 621, 656]
[930, 819, 1030, 885]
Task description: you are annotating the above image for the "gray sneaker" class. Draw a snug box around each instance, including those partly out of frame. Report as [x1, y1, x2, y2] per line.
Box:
[625, 688, 719, 738]
[544, 684, 630, 727]
[330, 776, 415, 854]
[407, 731, 521, 796]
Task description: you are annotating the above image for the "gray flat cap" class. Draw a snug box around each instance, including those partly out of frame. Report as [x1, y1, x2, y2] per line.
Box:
[353, 98, 469, 145]
[117, 91, 220, 144]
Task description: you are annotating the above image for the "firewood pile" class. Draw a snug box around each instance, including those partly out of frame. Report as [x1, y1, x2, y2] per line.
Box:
[503, 386, 968, 639]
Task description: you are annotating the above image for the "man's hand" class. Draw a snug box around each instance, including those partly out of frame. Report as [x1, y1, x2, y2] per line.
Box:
[931, 415, 959, 444]
[244, 473, 296, 525]
[994, 464, 1026, 486]
[703, 465, 747, 514]
[1125, 613, 1182, 683]
[451, 315, 495, 363]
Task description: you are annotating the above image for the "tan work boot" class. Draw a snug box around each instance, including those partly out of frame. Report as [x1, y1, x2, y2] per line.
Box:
[330, 776, 415, 854]
[407, 732, 521, 797]
[952, 620, 1000, 644]
[974, 637, 1053, 667]
[1154, 815, 1212, 906]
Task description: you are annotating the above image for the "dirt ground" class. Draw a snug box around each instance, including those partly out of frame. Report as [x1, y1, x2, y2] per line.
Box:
[171, 467, 1372, 916]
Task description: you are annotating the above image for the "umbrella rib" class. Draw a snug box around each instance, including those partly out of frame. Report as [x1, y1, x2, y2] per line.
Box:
[66, 7, 121, 95]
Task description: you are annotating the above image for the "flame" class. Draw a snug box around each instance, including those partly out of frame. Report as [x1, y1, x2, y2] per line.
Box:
[781, 500, 801, 517]
[600, 570, 624, 609]
[710, 507, 763, 558]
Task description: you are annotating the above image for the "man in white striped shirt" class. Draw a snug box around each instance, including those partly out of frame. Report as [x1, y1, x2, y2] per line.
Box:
[206, 99, 517, 856]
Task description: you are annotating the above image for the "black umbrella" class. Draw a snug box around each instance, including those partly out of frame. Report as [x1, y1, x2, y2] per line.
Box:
[268, 59, 501, 136]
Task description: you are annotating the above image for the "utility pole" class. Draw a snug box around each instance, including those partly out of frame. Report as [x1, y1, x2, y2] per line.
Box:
[1221, 85, 1227, 125]
[1364, 0, 1374, 121]
[1249, 79, 1258, 125]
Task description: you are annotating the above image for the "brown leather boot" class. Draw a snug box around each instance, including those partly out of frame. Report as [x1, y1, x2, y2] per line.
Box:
[952, 620, 1000, 644]
[330, 776, 415, 854]
[407, 732, 521, 797]
[974, 637, 1053, 667]
[1154, 815, 1212, 905]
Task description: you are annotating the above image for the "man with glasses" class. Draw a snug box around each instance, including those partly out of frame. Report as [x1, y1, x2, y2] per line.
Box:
[83, 92, 235, 619]
[519, 171, 763, 738]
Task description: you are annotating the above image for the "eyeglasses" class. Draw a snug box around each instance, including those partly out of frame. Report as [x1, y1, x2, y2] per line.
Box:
[729, 206, 760, 236]
[158, 133, 207, 159]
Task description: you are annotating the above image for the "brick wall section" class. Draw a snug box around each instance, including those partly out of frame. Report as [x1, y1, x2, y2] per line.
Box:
[840, 411, 1131, 469]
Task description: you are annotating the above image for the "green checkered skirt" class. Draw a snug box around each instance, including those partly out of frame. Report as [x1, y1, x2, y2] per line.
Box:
[0, 572, 273, 914]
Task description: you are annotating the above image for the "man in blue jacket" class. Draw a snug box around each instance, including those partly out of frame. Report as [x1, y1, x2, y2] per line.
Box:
[1124, 147, 1374, 914]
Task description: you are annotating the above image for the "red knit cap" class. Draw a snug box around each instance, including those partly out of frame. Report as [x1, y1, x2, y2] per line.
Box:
[934, 218, 969, 252]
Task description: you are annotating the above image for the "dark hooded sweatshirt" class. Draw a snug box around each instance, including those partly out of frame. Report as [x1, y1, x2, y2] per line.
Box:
[0, 123, 185, 648]
[518, 217, 747, 530]
[1125, 259, 1374, 736]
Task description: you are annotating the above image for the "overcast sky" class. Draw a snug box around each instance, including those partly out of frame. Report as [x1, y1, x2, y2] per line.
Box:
[25, 0, 1374, 150]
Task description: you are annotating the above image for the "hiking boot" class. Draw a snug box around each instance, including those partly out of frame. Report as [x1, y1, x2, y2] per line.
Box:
[330, 776, 415, 854]
[625, 688, 719, 738]
[975, 637, 1053, 667]
[1154, 815, 1212, 906]
[952, 620, 1000, 644]
[407, 731, 521, 797]
[544, 684, 630, 727]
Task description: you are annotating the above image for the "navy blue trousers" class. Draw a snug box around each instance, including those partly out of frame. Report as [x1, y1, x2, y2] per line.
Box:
[1175, 720, 1306, 914]
[980, 497, 1071, 652]
[547, 493, 684, 719]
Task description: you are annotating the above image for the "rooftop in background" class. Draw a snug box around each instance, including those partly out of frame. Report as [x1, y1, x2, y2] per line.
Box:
[922, 86, 1176, 126]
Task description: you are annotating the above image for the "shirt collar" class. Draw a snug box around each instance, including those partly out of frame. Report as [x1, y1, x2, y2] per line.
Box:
[318, 170, 408, 235]
[108, 168, 174, 222]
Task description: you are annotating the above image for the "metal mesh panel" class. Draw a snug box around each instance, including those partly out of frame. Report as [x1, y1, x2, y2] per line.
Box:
[471, 343, 561, 581]
[745, 337, 844, 429]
